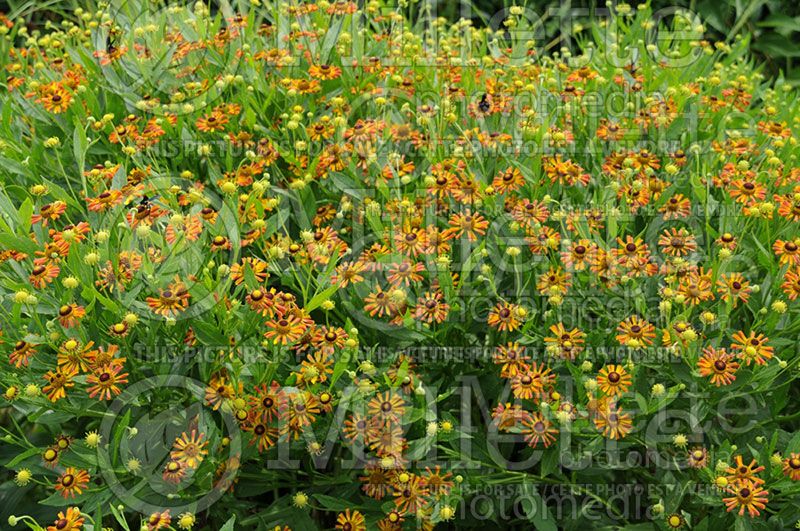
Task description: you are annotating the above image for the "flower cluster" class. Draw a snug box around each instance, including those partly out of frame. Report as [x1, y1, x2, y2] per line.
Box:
[0, 1, 798, 529]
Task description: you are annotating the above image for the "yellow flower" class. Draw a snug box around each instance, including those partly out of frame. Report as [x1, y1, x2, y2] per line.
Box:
[4, 386, 19, 400]
[178, 512, 196, 530]
[293, 492, 309, 508]
[126, 458, 141, 473]
[14, 469, 32, 486]
[85, 431, 101, 448]
[772, 301, 787, 314]
[440, 506, 455, 520]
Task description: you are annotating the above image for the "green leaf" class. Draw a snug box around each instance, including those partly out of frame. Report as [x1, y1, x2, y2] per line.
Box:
[313, 493, 357, 511]
[753, 33, 800, 58]
[518, 483, 557, 531]
[109, 503, 131, 531]
[305, 284, 337, 312]
[0, 232, 39, 255]
[219, 515, 236, 531]
[18, 198, 33, 232]
[329, 349, 352, 387]
[756, 14, 800, 33]
[3, 447, 41, 468]
[540, 448, 559, 478]
[111, 409, 132, 465]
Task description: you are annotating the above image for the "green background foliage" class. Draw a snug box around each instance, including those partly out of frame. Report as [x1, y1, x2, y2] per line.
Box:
[5, 0, 800, 81]
[436, 0, 800, 81]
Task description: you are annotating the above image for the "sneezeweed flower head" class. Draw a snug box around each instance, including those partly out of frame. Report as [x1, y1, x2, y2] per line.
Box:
[45, 507, 84, 531]
[673, 434, 688, 448]
[487, 301, 526, 332]
[594, 405, 633, 440]
[54, 467, 90, 498]
[688, 447, 708, 469]
[177, 513, 195, 530]
[170, 430, 208, 469]
[84, 431, 101, 448]
[146, 510, 171, 531]
[697, 347, 739, 386]
[616, 316, 655, 348]
[731, 330, 774, 366]
[4, 385, 19, 400]
[335, 509, 366, 531]
[596, 365, 632, 397]
[723, 480, 769, 517]
[725, 455, 766, 486]
[126, 458, 142, 473]
[783, 453, 800, 481]
[292, 492, 309, 508]
[665, 513, 686, 529]
[521, 413, 558, 448]
[14, 468, 32, 486]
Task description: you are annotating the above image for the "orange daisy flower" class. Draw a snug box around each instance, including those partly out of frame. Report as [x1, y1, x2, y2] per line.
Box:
[594, 406, 632, 440]
[335, 509, 366, 531]
[43, 368, 77, 402]
[782, 453, 800, 481]
[487, 301, 524, 332]
[46, 507, 85, 531]
[264, 315, 306, 345]
[57, 304, 86, 328]
[146, 281, 191, 317]
[171, 430, 209, 469]
[544, 323, 584, 360]
[697, 346, 739, 386]
[616, 316, 655, 348]
[597, 365, 632, 397]
[723, 480, 769, 517]
[521, 412, 558, 448]
[55, 467, 90, 498]
[730, 330, 773, 366]
[86, 364, 129, 400]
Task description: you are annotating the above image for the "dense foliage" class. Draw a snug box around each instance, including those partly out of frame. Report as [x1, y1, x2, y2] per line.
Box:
[0, 1, 799, 530]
